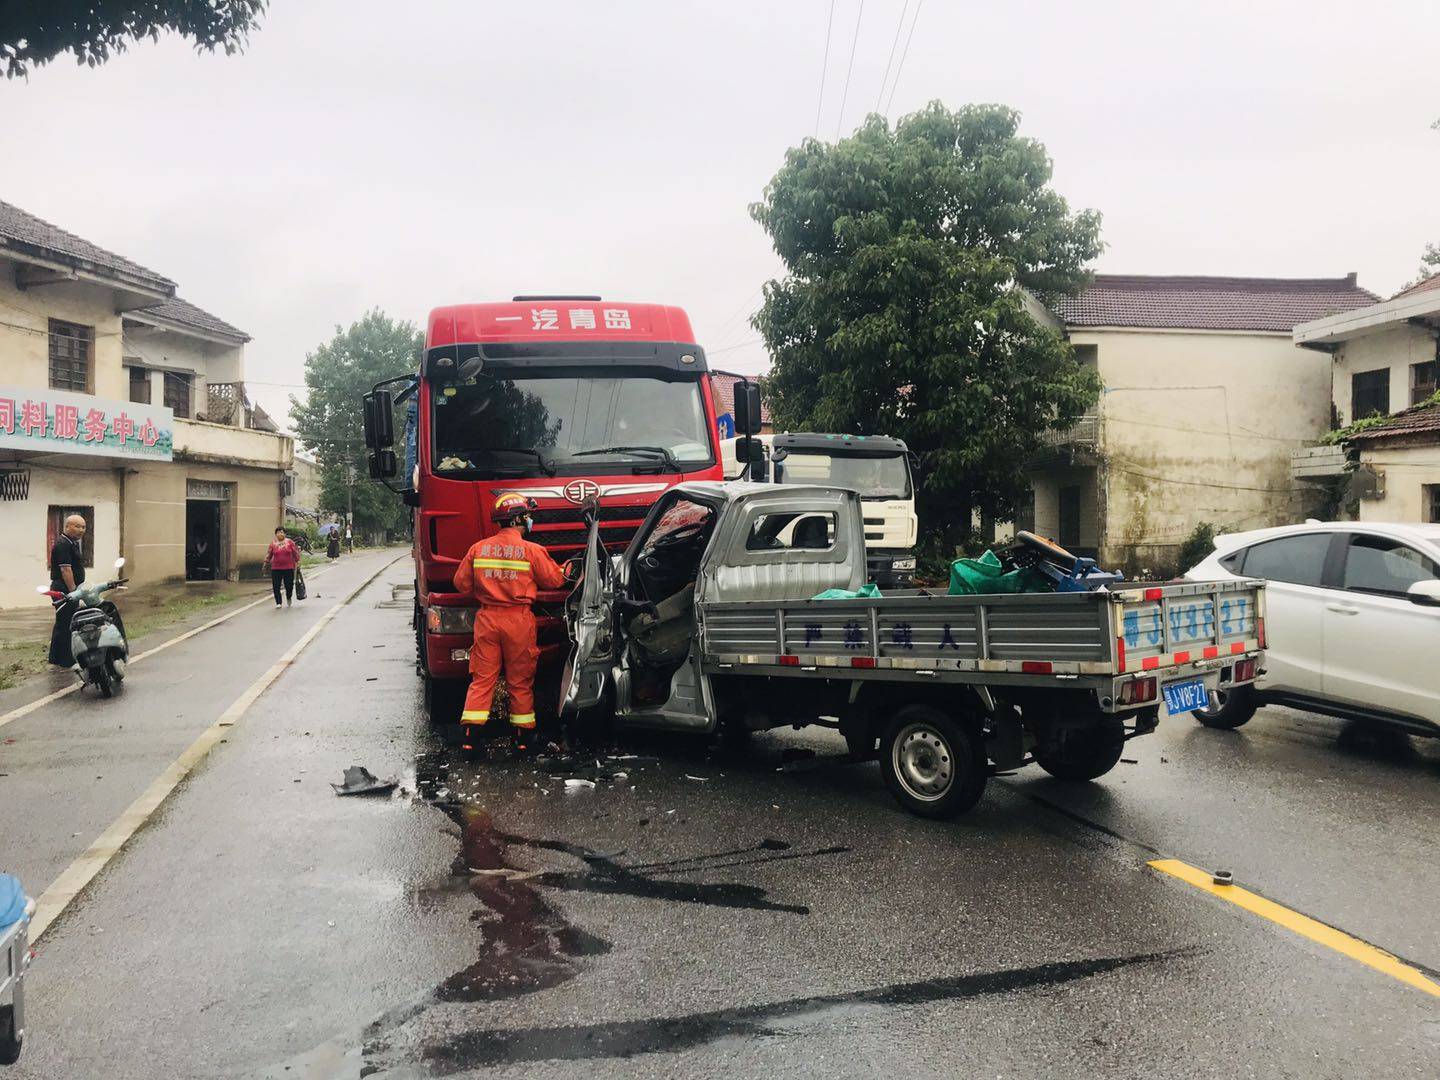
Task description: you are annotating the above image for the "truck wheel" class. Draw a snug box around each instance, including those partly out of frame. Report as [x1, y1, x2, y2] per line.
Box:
[0, 1003, 21, 1065]
[1033, 718, 1125, 781]
[423, 676, 467, 726]
[1193, 685, 1257, 730]
[881, 705, 987, 818]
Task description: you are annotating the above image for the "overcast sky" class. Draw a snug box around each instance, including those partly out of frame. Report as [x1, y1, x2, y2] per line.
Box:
[4, 0, 1437, 425]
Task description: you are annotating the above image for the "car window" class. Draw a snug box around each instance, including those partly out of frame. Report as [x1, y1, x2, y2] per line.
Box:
[745, 512, 837, 552]
[1342, 534, 1440, 597]
[1239, 533, 1331, 587]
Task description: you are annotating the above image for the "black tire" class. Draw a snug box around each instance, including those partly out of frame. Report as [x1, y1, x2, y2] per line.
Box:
[880, 704, 988, 819]
[423, 675, 467, 726]
[1033, 718, 1125, 781]
[92, 663, 113, 698]
[1193, 685, 1258, 730]
[0, 1002, 20, 1065]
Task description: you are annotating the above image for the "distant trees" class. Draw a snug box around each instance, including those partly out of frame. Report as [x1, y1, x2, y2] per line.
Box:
[290, 311, 420, 539]
[2, 0, 266, 78]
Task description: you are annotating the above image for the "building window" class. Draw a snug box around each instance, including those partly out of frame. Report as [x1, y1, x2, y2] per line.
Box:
[129, 366, 152, 404]
[46, 505, 95, 569]
[48, 320, 93, 392]
[164, 372, 192, 418]
[1426, 485, 1440, 524]
[1351, 368, 1390, 420]
[1411, 360, 1439, 406]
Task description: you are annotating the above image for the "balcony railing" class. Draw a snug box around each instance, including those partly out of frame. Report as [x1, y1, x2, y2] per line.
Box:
[203, 382, 278, 431]
[1039, 414, 1101, 449]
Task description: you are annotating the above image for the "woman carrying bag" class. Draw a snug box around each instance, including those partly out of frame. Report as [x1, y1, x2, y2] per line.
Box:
[264, 527, 301, 608]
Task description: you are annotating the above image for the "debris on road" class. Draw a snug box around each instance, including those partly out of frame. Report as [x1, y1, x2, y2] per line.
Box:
[331, 765, 399, 797]
[1120, 757, 1139, 765]
[684, 774, 708, 781]
[1212, 870, 1234, 886]
[564, 778, 596, 791]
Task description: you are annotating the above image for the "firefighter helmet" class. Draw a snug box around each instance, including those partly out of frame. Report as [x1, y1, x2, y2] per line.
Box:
[493, 492, 534, 523]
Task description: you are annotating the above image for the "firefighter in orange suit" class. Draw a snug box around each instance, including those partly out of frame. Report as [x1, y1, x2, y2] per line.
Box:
[453, 493, 568, 735]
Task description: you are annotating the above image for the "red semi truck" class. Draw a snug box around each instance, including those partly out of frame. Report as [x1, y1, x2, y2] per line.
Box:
[362, 296, 757, 722]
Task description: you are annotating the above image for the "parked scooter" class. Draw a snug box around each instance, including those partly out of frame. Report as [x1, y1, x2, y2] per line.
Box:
[39, 557, 131, 698]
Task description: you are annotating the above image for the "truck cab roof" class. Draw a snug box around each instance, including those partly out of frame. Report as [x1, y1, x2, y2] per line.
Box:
[770, 432, 909, 456]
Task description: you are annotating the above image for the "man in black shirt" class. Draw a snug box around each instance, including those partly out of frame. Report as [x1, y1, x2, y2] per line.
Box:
[48, 514, 88, 667]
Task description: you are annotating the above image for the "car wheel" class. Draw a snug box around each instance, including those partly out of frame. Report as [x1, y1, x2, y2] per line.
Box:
[1033, 718, 1126, 781]
[1193, 685, 1257, 730]
[0, 1003, 21, 1065]
[880, 705, 988, 818]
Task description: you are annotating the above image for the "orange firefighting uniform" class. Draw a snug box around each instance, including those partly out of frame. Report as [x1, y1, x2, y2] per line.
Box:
[452, 526, 567, 729]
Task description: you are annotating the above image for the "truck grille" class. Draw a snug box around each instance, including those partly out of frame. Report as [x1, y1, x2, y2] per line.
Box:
[528, 503, 651, 555]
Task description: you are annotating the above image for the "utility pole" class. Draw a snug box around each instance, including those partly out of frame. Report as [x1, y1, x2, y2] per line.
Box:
[345, 463, 355, 552]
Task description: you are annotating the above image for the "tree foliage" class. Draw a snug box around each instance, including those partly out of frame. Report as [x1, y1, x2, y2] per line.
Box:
[1, 0, 266, 78]
[1405, 241, 1440, 291]
[750, 102, 1104, 553]
[290, 310, 421, 538]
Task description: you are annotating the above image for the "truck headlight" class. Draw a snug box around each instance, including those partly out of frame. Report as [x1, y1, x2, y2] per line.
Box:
[426, 606, 476, 634]
[892, 558, 917, 571]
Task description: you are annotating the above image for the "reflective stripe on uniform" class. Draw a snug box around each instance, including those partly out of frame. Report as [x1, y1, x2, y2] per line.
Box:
[510, 712, 536, 729]
[473, 558, 531, 572]
[461, 710, 489, 723]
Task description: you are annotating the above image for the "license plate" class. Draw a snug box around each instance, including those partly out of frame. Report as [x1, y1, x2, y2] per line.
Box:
[1162, 677, 1208, 715]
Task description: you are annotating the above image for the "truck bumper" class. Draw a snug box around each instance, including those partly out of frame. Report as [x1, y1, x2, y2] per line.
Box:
[423, 610, 570, 681]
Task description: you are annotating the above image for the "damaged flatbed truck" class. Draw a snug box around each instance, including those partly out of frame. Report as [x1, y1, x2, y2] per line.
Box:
[562, 482, 1267, 818]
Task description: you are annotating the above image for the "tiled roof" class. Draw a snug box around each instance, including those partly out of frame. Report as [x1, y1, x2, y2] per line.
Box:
[1347, 402, 1440, 444]
[1392, 273, 1440, 300]
[0, 198, 175, 293]
[1055, 274, 1380, 332]
[130, 296, 250, 343]
[711, 372, 772, 424]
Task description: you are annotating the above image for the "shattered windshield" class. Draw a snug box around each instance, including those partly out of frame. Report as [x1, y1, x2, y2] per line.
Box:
[775, 451, 911, 499]
[432, 373, 713, 475]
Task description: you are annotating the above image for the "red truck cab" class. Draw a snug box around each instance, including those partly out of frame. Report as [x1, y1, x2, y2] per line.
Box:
[365, 297, 727, 721]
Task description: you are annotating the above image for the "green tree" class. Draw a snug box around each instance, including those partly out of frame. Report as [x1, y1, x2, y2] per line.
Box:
[750, 102, 1103, 555]
[2, 0, 266, 78]
[1406, 241, 1440, 290]
[290, 310, 421, 539]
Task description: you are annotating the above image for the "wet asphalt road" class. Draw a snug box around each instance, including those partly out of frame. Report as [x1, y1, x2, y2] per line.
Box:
[2, 556, 1438, 1078]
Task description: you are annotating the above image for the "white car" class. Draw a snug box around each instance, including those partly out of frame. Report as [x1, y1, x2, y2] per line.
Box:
[1184, 521, 1440, 736]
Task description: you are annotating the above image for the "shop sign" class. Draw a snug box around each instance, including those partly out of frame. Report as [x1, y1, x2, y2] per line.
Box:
[0, 384, 174, 462]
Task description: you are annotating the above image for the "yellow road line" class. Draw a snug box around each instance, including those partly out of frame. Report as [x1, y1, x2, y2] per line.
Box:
[28, 555, 402, 942]
[0, 564, 340, 731]
[1149, 858, 1440, 999]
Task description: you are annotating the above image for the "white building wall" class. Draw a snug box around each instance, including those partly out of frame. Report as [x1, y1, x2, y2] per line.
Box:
[1331, 323, 1439, 423]
[0, 464, 122, 608]
[1357, 444, 1440, 523]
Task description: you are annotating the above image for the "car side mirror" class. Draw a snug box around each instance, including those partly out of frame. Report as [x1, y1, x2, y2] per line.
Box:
[1406, 580, 1440, 607]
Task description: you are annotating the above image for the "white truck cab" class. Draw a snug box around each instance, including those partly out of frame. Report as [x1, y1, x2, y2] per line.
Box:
[721, 432, 918, 586]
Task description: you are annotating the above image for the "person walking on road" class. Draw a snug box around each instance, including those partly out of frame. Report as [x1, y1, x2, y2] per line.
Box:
[264, 527, 300, 608]
[47, 513, 88, 666]
[326, 525, 341, 560]
[453, 493, 567, 740]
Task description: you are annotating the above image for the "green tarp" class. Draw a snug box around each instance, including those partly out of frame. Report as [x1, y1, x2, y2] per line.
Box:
[948, 549, 1051, 595]
[812, 583, 883, 600]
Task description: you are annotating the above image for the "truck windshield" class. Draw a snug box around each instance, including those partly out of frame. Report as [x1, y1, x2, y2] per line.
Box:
[432, 373, 713, 475]
[777, 452, 911, 499]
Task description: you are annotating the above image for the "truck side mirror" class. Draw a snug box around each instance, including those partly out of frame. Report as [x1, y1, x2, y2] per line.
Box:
[363, 390, 395, 450]
[733, 382, 763, 436]
[368, 448, 397, 480]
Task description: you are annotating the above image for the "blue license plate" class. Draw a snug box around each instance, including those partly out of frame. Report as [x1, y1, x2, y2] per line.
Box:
[1162, 677, 1209, 715]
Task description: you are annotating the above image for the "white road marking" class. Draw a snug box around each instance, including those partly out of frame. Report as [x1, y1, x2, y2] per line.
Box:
[27, 555, 404, 941]
[0, 564, 343, 731]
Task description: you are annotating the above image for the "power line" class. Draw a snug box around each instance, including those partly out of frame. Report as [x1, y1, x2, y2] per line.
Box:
[708, 338, 765, 356]
[834, 0, 865, 140]
[883, 0, 924, 117]
[873, 0, 910, 113]
[814, 0, 836, 137]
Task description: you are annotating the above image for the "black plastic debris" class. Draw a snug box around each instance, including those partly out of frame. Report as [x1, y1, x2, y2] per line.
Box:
[331, 765, 399, 797]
